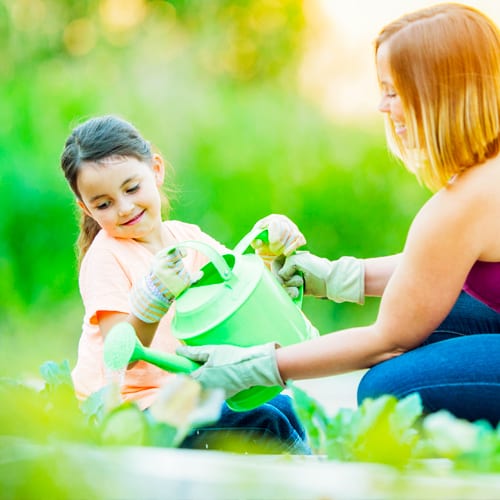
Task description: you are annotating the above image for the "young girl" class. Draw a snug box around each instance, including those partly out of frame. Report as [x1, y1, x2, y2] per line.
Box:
[178, 3, 500, 425]
[60, 114, 310, 453]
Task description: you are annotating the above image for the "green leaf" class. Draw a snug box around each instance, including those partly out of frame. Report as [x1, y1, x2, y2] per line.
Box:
[324, 408, 356, 460]
[350, 395, 422, 466]
[146, 420, 180, 448]
[423, 411, 483, 459]
[100, 402, 148, 447]
[289, 382, 331, 454]
[39, 360, 73, 390]
[390, 393, 423, 432]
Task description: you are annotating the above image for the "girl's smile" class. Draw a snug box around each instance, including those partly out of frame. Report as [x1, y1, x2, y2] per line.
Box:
[122, 209, 146, 226]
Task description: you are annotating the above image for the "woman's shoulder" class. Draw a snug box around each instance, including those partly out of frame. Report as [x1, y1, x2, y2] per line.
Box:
[411, 156, 500, 255]
[426, 157, 500, 210]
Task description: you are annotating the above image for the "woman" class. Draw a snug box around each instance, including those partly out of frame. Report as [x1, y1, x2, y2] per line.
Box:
[178, 3, 500, 425]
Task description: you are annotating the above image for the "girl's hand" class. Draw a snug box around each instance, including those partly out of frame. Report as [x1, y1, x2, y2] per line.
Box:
[130, 248, 192, 323]
[251, 214, 306, 264]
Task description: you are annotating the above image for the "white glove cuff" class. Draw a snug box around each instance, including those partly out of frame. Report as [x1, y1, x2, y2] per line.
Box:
[129, 274, 173, 323]
[326, 257, 365, 304]
[241, 342, 285, 389]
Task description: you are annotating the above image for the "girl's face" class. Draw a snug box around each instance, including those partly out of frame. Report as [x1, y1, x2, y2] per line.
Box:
[76, 154, 165, 242]
[376, 43, 407, 144]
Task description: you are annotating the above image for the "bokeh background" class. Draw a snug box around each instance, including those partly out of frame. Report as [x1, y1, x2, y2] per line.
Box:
[1, 0, 498, 380]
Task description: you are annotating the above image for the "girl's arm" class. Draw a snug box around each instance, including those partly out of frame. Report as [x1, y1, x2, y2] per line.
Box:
[96, 227, 229, 346]
[97, 311, 159, 346]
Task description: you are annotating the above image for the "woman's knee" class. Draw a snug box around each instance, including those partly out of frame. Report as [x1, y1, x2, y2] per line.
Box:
[357, 336, 500, 425]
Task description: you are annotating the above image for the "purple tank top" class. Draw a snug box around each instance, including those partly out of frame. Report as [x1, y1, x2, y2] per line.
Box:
[463, 261, 500, 313]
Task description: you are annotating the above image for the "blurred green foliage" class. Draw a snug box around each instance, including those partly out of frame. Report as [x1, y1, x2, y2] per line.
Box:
[0, 0, 429, 378]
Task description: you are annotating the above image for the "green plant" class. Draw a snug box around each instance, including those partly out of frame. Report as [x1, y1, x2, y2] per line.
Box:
[289, 382, 500, 472]
[0, 360, 224, 449]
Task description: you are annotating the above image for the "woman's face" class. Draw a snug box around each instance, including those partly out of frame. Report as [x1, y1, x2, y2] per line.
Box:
[376, 43, 407, 144]
[76, 154, 165, 242]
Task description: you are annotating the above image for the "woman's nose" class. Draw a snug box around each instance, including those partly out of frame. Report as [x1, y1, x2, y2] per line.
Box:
[378, 96, 390, 113]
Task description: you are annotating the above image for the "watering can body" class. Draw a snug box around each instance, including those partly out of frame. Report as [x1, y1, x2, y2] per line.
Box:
[170, 229, 316, 411]
[104, 228, 316, 412]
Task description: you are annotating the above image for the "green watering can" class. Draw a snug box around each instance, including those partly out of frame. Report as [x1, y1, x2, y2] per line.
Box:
[104, 227, 316, 412]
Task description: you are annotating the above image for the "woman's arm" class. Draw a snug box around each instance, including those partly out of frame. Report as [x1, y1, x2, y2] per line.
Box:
[277, 186, 482, 381]
[363, 254, 401, 297]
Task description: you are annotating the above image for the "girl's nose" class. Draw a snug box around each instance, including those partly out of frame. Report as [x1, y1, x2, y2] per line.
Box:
[118, 198, 134, 216]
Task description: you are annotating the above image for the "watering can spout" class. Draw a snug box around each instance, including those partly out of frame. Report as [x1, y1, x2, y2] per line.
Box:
[103, 322, 200, 374]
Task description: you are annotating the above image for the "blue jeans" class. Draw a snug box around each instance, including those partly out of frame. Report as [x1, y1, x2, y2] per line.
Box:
[358, 291, 500, 425]
[179, 394, 311, 454]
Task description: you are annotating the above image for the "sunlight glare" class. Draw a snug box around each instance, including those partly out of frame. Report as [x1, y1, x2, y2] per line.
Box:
[301, 0, 500, 121]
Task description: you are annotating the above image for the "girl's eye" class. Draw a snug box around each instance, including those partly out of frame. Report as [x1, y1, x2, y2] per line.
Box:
[96, 201, 111, 210]
[126, 184, 139, 194]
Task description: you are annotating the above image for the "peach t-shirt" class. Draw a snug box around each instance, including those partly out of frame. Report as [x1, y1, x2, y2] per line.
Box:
[72, 220, 228, 410]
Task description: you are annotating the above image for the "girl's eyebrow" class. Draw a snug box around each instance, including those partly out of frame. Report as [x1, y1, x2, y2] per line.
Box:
[88, 177, 136, 202]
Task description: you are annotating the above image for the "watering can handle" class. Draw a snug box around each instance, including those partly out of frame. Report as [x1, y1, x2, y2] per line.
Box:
[164, 240, 233, 282]
[103, 322, 201, 374]
[233, 227, 304, 307]
[233, 226, 269, 255]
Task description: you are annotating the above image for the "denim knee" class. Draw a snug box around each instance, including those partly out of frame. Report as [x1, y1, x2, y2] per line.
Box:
[179, 394, 311, 454]
[357, 335, 500, 426]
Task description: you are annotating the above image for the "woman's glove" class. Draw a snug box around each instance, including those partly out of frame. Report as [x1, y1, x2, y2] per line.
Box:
[176, 343, 284, 398]
[276, 251, 365, 304]
[251, 214, 306, 265]
[130, 248, 192, 323]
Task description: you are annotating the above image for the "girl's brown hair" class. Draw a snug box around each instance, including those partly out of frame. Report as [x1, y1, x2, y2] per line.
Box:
[60, 115, 171, 263]
[376, 3, 500, 191]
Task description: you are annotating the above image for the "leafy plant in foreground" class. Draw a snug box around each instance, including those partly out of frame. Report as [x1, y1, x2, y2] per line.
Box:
[1, 360, 224, 449]
[289, 382, 500, 472]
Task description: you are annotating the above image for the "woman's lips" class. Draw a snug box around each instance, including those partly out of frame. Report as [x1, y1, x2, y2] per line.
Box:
[393, 122, 407, 135]
[123, 210, 145, 226]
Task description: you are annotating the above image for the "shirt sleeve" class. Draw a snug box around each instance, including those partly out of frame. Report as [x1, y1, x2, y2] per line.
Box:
[79, 246, 132, 325]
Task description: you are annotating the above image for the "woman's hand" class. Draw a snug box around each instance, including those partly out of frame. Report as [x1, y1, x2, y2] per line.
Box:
[275, 251, 365, 304]
[176, 343, 284, 398]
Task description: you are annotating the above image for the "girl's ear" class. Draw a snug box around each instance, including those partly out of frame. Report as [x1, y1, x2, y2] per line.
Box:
[77, 199, 92, 218]
[151, 153, 165, 186]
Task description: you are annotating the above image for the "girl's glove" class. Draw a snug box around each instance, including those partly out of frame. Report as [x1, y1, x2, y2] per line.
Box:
[276, 251, 365, 304]
[176, 343, 284, 398]
[130, 248, 192, 323]
[251, 214, 306, 265]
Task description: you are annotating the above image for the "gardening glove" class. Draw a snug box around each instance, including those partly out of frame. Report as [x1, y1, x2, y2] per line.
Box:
[130, 248, 192, 323]
[276, 251, 365, 304]
[176, 343, 284, 399]
[251, 214, 306, 265]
